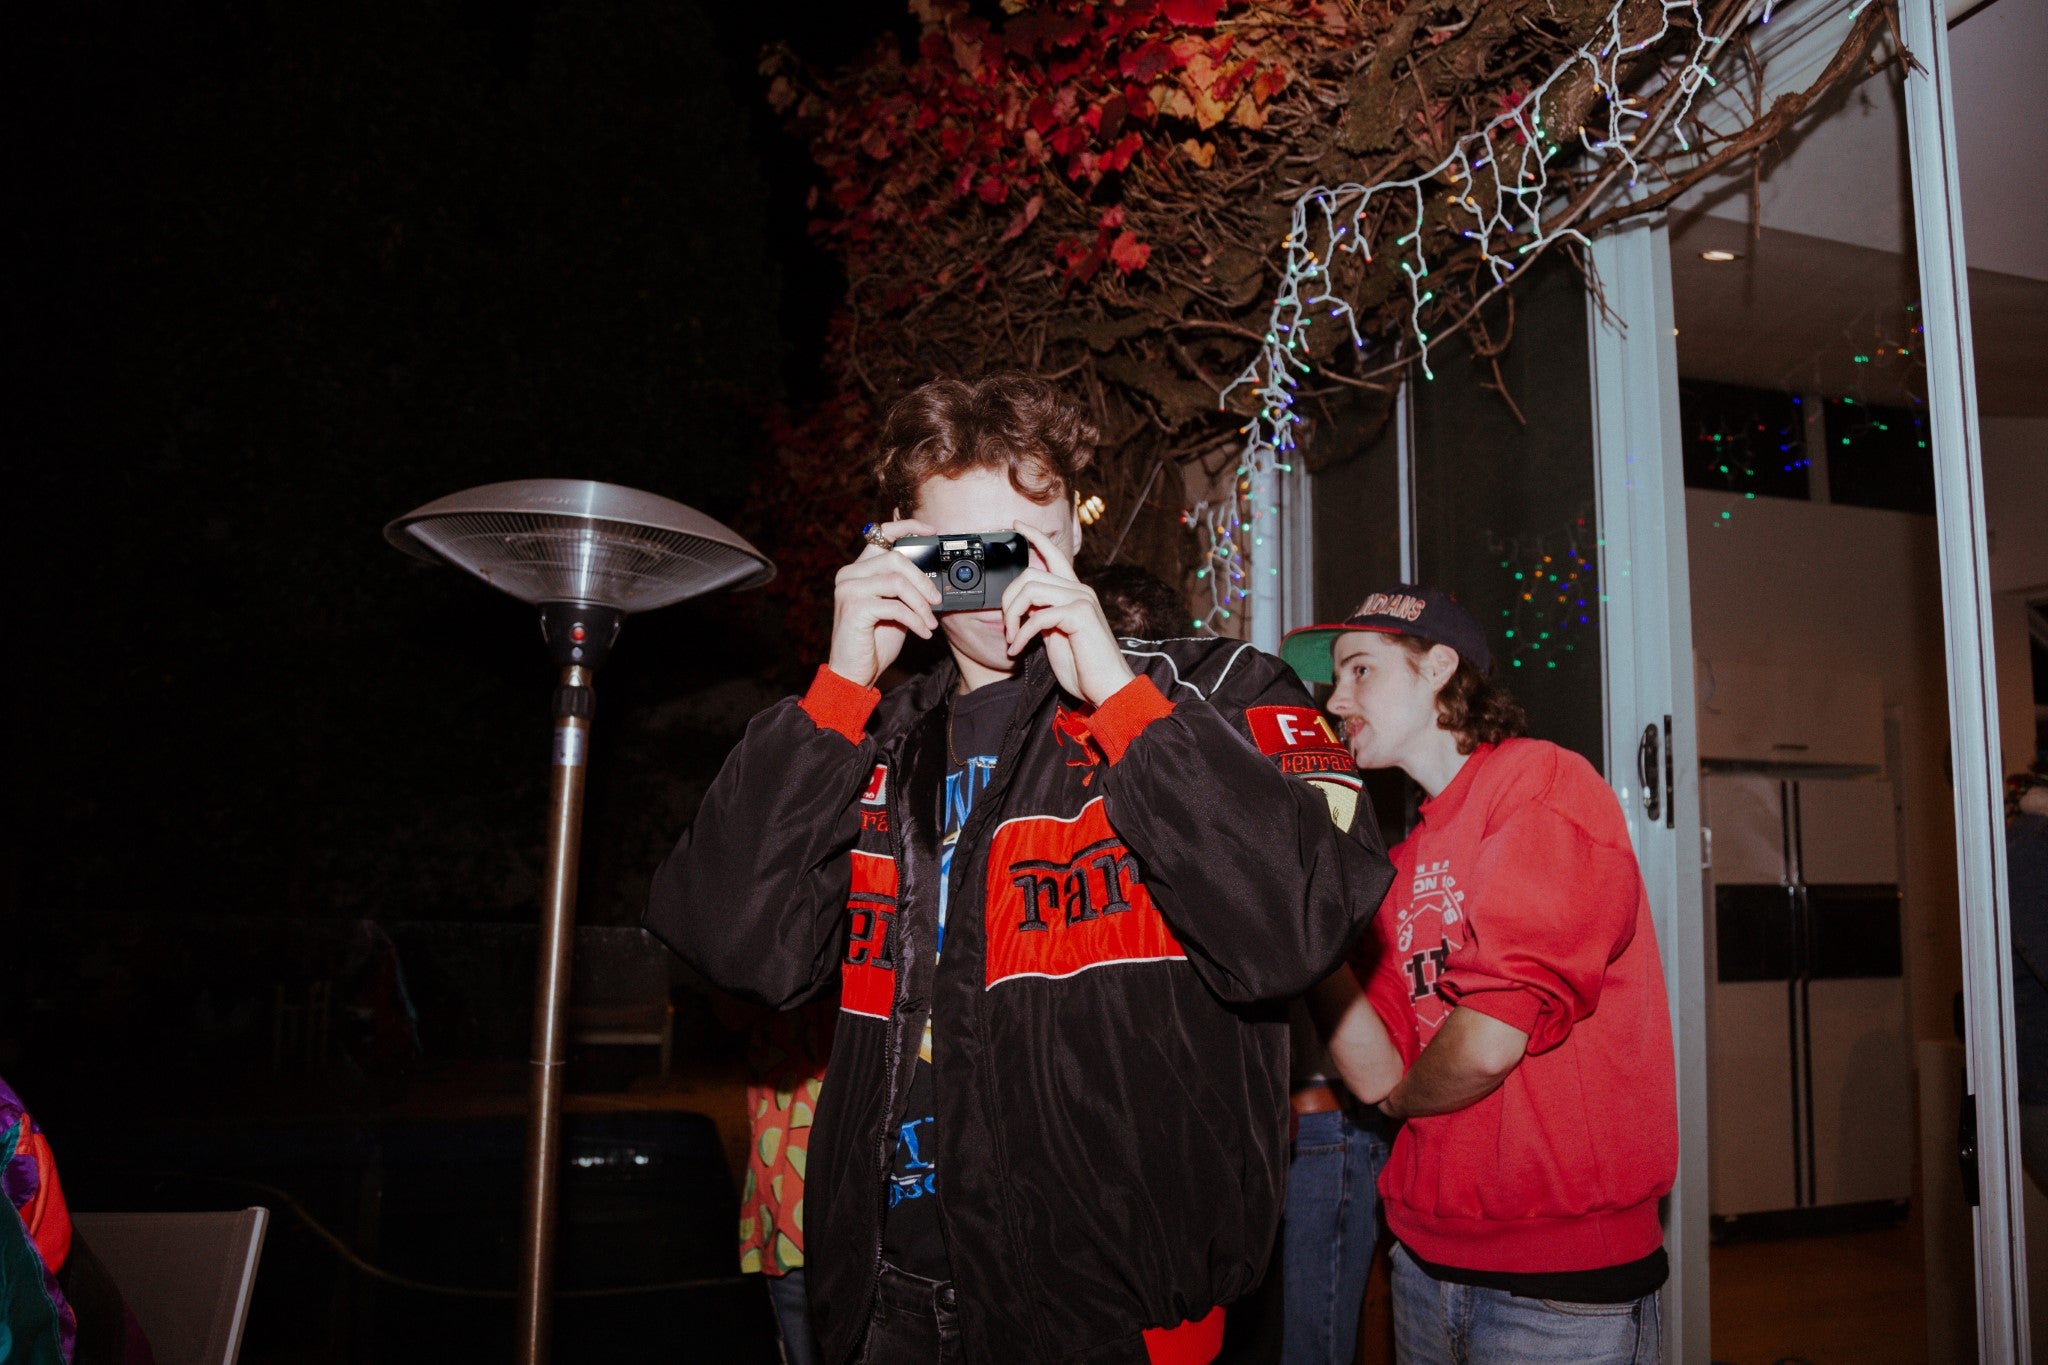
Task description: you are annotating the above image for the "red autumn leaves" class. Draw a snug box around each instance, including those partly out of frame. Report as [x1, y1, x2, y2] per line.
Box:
[779, 0, 1294, 291]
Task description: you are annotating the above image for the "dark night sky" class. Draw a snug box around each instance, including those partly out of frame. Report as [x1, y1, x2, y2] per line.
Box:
[10, 0, 906, 930]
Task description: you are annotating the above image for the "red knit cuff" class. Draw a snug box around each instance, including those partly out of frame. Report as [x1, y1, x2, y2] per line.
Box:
[1089, 674, 1174, 765]
[1144, 1306, 1224, 1365]
[798, 665, 881, 744]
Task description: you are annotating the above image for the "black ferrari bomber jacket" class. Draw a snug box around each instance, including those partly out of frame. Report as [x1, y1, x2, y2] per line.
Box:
[645, 637, 1394, 1364]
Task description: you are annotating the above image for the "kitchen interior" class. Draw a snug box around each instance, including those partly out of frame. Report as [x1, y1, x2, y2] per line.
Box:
[1669, 0, 2046, 1358]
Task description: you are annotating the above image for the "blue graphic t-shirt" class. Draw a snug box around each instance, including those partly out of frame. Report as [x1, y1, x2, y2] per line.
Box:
[879, 676, 1022, 1277]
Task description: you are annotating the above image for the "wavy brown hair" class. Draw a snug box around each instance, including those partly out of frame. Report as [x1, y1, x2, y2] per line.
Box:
[871, 371, 1097, 516]
[1394, 634, 1528, 755]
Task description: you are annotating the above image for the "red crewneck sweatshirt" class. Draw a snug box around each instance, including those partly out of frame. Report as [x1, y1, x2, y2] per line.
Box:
[1359, 738, 1677, 1274]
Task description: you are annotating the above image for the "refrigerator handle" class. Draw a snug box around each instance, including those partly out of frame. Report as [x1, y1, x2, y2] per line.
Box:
[1799, 883, 1816, 979]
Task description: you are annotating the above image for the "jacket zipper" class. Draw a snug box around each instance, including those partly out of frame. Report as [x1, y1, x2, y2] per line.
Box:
[858, 750, 919, 1345]
[855, 661, 1052, 1356]
[861, 916, 910, 1337]
[937, 661, 1056, 1359]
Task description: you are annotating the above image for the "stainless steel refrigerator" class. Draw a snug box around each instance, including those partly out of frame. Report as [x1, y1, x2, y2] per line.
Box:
[1704, 773, 1913, 1232]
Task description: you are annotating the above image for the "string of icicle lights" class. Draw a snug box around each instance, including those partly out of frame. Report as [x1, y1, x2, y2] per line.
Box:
[1190, 0, 1776, 631]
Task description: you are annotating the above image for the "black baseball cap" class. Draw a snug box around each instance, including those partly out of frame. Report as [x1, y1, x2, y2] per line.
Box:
[1279, 584, 1493, 684]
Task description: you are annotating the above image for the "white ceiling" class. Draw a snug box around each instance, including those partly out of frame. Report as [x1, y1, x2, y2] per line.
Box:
[1666, 0, 2048, 418]
[1676, 0, 2046, 282]
[1668, 218, 2048, 417]
[1941, 0, 2046, 283]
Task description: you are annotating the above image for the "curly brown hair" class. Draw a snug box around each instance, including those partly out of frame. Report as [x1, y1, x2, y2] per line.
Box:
[871, 372, 1097, 516]
[1393, 634, 1528, 755]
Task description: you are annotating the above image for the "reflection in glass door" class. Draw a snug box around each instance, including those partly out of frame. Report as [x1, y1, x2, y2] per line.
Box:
[1668, 0, 2030, 1356]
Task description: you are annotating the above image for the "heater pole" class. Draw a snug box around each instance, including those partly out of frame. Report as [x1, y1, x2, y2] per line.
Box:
[517, 662, 594, 1365]
[385, 482, 771, 1360]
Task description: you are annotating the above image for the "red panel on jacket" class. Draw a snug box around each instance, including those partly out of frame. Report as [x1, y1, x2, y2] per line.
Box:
[840, 850, 900, 1019]
[983, 797, 1187, 987]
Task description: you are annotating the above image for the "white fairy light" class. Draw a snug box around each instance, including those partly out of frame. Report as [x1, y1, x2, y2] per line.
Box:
[1190, 0, 1768, 631]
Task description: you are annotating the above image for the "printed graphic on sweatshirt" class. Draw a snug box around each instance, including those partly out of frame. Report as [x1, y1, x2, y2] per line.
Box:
[881, 743, 999, 1247]
[1397, 856, 1465, 1039]
[888, 1113, 938, 1209]
[927, 754, 998, 1059]
[839, 850, 900, 1019]
[983, 798, 1186, 987]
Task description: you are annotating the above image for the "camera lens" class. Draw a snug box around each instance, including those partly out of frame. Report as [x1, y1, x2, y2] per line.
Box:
[949, 559, 981, 591]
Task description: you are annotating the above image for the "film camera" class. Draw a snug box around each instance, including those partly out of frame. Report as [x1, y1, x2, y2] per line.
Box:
[893, 531, 1029, 612]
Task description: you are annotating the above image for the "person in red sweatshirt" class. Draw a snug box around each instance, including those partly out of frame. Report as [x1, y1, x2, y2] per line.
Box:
[1280, 586, 1677, 1365]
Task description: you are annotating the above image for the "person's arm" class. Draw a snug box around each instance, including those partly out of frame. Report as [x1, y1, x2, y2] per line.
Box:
[1310, 969, 1407, 1104]
[1387, 758, 1647, 1112]
[1093, 653, 1396, 1003]
[646, 517, 944, 1007]
[1430, 790, 1645, 1057]
[996, 522, 1394, 1003]
[1378, 1007, 1530, 1118]
[644, 669, 876, 1008]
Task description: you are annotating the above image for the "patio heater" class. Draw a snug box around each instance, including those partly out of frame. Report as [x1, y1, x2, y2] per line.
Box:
[385, 479, 772, 1365]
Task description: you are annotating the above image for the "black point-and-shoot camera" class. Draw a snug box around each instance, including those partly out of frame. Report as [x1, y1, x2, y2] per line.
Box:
[894, 531, 1029, 612]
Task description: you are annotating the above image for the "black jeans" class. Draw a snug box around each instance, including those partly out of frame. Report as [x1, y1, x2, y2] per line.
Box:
[852, 1263, 963, 1365]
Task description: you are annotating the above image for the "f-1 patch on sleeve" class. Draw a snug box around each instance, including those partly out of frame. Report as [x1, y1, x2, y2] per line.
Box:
[860, 765, 888, 805]
[1245, 705, 1356, 777]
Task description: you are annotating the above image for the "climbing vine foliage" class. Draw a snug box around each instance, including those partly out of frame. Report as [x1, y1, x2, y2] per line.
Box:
[745, 0, 1891, 653]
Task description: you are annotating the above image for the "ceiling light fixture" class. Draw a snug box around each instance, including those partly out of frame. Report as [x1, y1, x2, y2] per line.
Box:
[1700, 249, 1741, 262]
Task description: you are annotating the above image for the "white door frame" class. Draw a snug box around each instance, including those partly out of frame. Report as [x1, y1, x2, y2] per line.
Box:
[1274, 2, 2022, 1352]
[1586, 217, 1710, 1365]
[1898, 0, 2026, 1355]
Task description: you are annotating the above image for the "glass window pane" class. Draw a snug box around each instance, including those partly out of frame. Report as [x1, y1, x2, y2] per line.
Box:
[1826, 398, 1937, 513]
[1680, 379, 1812, 500]
[1411, 256, 1606, 774]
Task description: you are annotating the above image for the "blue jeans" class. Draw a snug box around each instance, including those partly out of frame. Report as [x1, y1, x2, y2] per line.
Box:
[1390, 1245, 1661, 1365]
[1282, 1106, 1391, 1365]
[765, 1267, 820, 1365]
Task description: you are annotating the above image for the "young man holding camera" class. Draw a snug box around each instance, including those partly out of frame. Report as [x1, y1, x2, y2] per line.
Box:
[646, 374, 1393, 1365]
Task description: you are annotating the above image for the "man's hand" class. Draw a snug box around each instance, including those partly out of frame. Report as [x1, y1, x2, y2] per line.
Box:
[826, 519, 942, 689]
[1379, 1007, 1529, 1120]
[1310, 970, 1406, 1105]
[1002, 521, 1137, 708]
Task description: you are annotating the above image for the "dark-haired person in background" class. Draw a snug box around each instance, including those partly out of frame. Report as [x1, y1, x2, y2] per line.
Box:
[647, 373, 1393, 1365]
[1081, 563, 1191, 642]
[1281, 586, 1677, 1364]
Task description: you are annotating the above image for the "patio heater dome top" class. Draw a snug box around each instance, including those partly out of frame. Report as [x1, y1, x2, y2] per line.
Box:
[385, 477, 773, 613]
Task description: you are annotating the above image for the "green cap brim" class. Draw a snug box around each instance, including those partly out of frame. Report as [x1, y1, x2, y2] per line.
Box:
[1278, 625, 1349, 686]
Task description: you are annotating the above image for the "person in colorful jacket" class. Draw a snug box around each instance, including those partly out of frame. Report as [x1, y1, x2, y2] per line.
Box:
[1282, 585, 1678, 1365]
[733, 997, 834, 1365]
[646, 373, 1394, 1365]
[3, 1075, 75, 1365]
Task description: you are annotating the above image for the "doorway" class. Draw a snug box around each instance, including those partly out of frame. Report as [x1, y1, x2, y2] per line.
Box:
[1295, 2, 2035, 1358]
